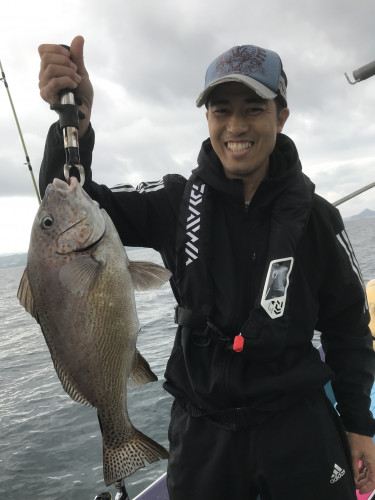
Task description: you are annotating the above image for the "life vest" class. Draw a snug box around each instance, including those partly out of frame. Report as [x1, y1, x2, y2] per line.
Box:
[175, 169, 315, 360]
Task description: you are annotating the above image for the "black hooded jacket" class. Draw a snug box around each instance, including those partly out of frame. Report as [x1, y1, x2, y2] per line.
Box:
[39, 122, 375, 435]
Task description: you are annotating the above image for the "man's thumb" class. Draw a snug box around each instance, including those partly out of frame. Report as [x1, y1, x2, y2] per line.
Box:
[70, 35, 87, 74]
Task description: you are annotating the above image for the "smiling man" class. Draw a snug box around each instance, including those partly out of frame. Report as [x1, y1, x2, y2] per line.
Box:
[205, 82, 289, 200]
[38, 40, 375, 499]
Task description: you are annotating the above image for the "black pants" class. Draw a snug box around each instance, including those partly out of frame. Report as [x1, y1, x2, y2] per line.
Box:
[167, 391, 356, 500]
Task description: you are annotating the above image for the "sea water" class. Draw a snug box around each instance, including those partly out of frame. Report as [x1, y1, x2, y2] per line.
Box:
[0, 218, 374, 500]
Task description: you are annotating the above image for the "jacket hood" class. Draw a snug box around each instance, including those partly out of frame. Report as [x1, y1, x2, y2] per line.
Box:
[192, 133, 305, 205]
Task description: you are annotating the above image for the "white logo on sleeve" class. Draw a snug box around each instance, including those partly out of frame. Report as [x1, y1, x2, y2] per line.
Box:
[330, 463, 346, 483]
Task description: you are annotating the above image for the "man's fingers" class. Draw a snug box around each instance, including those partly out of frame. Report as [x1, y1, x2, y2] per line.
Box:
[352, 456, 360, 482]
[38, 43, 70, 56]
[39, 62, 80, 87]
[358, 476, 375, 495]
[39, 52, 78, 76]
[38, 46, 82, 105]
[355, 462, 375, 494]
[39, 75, 81, 105]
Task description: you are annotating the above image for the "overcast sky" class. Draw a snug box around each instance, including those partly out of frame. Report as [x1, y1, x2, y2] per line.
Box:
[1, 0, 374, 255]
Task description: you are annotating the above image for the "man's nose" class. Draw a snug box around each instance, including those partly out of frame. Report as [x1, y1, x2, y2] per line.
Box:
[226, 112, 248, 134]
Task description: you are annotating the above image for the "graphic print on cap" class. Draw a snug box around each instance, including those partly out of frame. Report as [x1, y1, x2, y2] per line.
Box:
[214, 46, 267, 79]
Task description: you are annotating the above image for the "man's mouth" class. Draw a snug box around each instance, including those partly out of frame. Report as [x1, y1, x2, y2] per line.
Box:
[226, 141, 254, 152]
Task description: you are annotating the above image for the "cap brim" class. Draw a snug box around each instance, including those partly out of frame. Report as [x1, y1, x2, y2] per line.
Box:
[196, 74, 277, 108]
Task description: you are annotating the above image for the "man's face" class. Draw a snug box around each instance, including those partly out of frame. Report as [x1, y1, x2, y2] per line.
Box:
[206, 82, 289, 185]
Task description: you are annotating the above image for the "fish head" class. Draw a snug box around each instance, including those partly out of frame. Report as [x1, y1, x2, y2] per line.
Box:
[34, 177, 105, 254]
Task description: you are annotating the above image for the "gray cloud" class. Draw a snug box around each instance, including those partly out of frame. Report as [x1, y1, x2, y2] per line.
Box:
[1, 0, 375, 223]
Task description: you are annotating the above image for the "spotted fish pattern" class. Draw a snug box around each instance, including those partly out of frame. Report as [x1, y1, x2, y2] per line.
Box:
[18, 178, 170, 486]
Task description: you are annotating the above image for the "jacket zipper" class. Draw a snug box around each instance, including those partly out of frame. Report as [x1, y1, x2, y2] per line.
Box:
[229, 202, 252, 333]
[223, 202, 254, 405]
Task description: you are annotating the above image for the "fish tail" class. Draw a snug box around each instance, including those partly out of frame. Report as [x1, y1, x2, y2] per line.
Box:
[103, 426, 169, 486]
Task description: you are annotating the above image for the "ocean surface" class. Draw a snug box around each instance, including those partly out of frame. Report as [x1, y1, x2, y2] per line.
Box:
[1, 218, 375, 500]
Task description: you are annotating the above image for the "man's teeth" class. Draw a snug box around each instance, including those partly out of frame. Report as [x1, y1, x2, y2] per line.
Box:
[226, 142, 253, 152]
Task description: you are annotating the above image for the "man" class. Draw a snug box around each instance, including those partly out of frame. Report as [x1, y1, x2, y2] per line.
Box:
[38, 37, 375, 499]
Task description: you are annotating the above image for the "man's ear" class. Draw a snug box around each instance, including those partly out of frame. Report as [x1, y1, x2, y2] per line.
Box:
[277, 107, 290, 133]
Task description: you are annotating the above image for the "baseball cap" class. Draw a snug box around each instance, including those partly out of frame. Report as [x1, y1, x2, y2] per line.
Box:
[196, 45, 287, 108]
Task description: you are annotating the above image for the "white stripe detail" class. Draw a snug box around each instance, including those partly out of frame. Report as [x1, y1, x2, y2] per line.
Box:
[336, 231, 368, 311]
[111, 179, 164, 193]
[338, 231, 362, 275]
[111, 184, 136, 192]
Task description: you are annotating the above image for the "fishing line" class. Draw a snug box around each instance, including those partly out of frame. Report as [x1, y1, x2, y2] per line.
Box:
[0, 59, 41, 204]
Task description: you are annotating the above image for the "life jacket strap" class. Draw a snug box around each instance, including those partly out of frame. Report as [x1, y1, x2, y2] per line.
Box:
[174, 306, 232, 346]
[174, 305, 206, 329]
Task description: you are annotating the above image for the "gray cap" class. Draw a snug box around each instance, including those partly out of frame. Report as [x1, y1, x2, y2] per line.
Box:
[196, 45, 287, 108]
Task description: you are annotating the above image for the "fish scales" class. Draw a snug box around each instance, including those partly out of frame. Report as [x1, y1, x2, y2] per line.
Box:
[18, 177, 170, 486]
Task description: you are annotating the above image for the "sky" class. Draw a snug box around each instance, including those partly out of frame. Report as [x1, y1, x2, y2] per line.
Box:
[0, 0, 375, 255]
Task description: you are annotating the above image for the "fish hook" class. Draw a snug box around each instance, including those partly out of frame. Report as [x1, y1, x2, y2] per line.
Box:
[64, 162, 85, 186]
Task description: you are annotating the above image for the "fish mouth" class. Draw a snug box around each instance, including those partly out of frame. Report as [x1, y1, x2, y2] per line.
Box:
[48, 177, 106, 254]
[56, 230, 105, 255]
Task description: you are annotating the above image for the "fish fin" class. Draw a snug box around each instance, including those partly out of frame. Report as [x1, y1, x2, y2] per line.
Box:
[102, 424, 169, 486]
[59, 255, 104, 295]
[17, 269, 40, 323]
[53, 357, 94, 408]
[128, 260, 171, 291]
[128, 348, 158, 388]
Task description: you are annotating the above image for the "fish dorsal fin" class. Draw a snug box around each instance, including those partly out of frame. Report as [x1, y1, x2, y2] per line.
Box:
[129, 260, 171, 291]
[128, 348, 158, 388]
[59, 255, 104, 295]
[17, 269, 40, 323]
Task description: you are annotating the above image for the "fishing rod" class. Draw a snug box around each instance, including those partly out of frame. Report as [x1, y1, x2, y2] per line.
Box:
[333, 182, 375, 207]
[51, 44, 85, 186]
[0, 59, 41, 204]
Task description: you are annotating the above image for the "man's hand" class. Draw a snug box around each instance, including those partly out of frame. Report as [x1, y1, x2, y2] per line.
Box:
[38, 35, 93, 137]
[347, 432, 375, 494]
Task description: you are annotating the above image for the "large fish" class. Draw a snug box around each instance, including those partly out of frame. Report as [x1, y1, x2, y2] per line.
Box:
[17, 177, 170, 486]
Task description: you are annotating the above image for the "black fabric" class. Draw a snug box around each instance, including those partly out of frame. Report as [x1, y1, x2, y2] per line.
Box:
[167, 393, 357, 500]
[175, 166, 315, 360]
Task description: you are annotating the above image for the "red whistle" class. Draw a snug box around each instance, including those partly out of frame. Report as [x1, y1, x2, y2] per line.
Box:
[233, 334, 244, 352]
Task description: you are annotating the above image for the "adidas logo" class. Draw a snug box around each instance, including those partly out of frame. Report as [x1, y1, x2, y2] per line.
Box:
[330, 463, 346, 484]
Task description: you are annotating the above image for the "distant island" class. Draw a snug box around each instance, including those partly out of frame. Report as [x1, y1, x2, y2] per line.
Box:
[344, 208, 375, 220]
[1, 209, 374, 270]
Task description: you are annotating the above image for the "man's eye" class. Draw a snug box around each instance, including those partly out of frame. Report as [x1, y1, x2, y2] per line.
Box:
[248, 107, 263, 114]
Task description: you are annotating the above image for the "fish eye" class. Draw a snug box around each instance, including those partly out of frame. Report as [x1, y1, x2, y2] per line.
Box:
[40, 214, 54, 230]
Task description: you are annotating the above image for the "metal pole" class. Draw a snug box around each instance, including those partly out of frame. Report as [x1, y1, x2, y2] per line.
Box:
[0, 59, 41, 204]
[333, 181, 375, 207]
